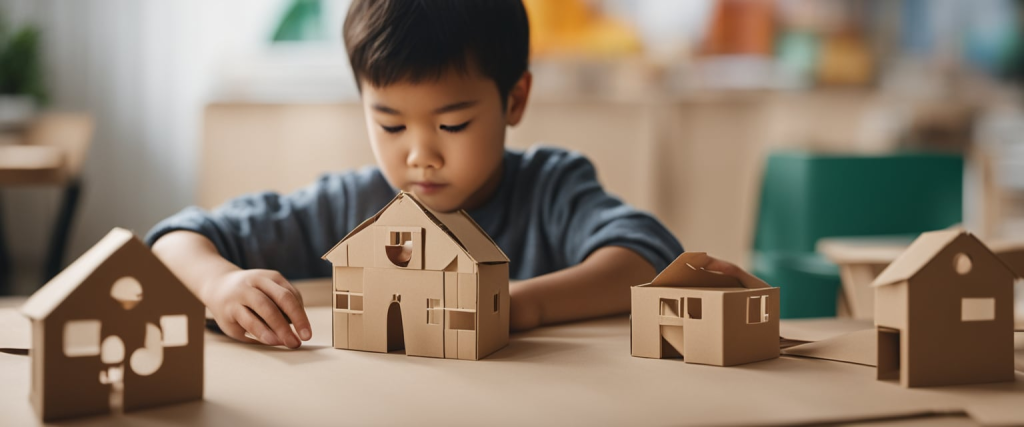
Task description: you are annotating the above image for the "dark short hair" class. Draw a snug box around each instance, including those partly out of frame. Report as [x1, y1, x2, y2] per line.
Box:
[343, 0, 530, 106]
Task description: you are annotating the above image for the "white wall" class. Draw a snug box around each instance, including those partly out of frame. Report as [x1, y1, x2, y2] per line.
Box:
[0, 0, 295, 291]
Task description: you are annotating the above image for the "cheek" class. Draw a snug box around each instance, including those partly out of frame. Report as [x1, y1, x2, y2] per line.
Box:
[369, 136, 408, 181]
[452, 127, 503, 177]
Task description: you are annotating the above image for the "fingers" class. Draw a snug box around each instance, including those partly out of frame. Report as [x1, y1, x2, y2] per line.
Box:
[703, 258, 740, 276]
[685, 252, 712, 269]
[254, 277, 313, 342]
[237, 303, 288, 347]
[219, 311, 267, 345]
[262, 270, 305, 307]
[245, 290, 301, 348]
[704, 257, 771, 289]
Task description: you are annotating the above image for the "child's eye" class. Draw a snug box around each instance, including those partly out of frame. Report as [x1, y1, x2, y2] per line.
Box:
[381, 124, 406, 134]
[439, 121, 470, 133]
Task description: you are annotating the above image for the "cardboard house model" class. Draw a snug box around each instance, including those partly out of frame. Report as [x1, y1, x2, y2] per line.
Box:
[631, 252, 780, 366]
[872, 229, 1018, 388]
[21, 228, 204, 421]
[322, 192, 509, 360]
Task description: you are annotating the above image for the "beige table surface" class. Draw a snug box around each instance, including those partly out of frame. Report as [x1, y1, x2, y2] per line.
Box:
[2, 289, 1023, 426]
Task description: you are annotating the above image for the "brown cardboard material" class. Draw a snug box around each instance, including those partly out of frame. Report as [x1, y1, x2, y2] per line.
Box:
[2, 301, 1024, 426]
[793, 231, 1022, 388]
[871, 229, 1018, 388]
[19, 228, 204, 421]
[631, 252, 780, 366]
[819, 236, 1024, 322]
[782, 328, 877, 367]
[0, 309, 31, 353]
[321, 192, 509, 360]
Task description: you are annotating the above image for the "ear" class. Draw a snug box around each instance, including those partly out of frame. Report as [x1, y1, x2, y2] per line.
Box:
[505, 71, 532, 126]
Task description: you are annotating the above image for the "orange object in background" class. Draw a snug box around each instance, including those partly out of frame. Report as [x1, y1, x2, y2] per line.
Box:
[702, 0, 777, 56]
[817, 31, 874, 86]
[522, 0, 641, 57]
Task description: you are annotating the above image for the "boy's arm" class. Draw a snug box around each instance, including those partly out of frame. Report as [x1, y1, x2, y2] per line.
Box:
[508, 246, 655, 331]
[152, 230, 312, 348]
[145, 170, 393, 347]
[509, 248, 763, 331]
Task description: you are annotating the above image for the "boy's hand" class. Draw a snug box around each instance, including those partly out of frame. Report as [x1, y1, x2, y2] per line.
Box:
[689, 252, 770, 288]
[202, 269, 312, 348]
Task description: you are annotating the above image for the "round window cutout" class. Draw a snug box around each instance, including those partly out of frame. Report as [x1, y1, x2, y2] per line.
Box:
[111, 276, 143, 310]
[953, 253, 972, 275]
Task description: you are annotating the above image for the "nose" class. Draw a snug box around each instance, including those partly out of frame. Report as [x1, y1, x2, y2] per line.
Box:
[406, 133, 443, 170]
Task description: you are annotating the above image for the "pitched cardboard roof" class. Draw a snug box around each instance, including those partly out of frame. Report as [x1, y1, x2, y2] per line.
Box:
[871, 229, 1019, 287]
[322, 192, 508, 264]
[21, 228, 135, 320]
[649, 252, 770, 289]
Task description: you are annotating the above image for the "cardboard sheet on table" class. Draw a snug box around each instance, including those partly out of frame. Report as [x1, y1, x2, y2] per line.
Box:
[0, 309, 30, 352]
[4, 307, 1024, 426]
[779, 318, 874, 343]
[782, 329, 878, 366]
[783, 328, 1024, 370]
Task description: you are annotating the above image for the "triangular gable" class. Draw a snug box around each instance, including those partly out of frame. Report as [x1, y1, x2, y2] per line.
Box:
[22, 228, 135, 320]
[871, 229, 1020, 287]
[649, 252, 769, 289]
[322, 192, 508, 264]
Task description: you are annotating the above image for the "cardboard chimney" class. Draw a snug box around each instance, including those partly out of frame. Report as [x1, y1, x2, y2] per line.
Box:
[20, 228, 204, 421]
[872, 229, 1018, 387]
[631, 252, 780, 366]
[322, 192, 509, 360]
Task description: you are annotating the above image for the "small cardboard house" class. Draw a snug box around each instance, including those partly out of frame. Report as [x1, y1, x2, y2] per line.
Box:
[872, 229, 1018, 387]
[631, 252, 780, 366]
[21, 228, 204, 421]
[322, 192, 509, 360]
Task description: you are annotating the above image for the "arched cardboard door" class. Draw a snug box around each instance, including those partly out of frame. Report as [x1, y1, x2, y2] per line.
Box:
[366, 268, 444, 358]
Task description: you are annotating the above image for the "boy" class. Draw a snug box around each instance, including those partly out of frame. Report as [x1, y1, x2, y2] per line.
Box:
[148, 0, 753, 349]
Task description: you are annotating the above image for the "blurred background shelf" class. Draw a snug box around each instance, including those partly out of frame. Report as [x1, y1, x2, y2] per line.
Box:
[3, 0, 1024, 320]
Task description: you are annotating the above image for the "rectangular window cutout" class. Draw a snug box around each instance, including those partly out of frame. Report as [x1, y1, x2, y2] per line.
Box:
[160, 314, 189, 347]
[350, 295, 364, 311]
[335, 294, 348, 310]
[64, 319, 102, 357]
[747, 295, 769, 324]
[687, 297, 702, 319]
[493, 293, 500, 313]
[660, 298, 680, 317]
[962, 297, 995, 321]
[427, 299, 441, 324]
[390, 231, 412, 245]
[449, 311, 476, 331]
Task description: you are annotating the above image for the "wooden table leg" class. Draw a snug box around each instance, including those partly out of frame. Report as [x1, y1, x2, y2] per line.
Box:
[44, 179, 82, 283]
[0, 191, 9, 294]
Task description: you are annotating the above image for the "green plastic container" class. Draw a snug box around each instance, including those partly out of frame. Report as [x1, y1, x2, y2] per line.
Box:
[752, 150, 963, 318]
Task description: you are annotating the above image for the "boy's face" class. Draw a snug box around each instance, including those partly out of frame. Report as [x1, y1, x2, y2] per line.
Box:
[361, 67, 529, 213]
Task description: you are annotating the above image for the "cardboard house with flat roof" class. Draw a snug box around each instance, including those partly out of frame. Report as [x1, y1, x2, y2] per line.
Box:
[322, 192, 509, 360]
[20, 228, 204, 421]
[872, 229, 1018, 387]
[631, 252, 780, 366]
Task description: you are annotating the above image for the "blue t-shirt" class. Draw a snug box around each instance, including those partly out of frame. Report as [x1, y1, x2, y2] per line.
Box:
[145, 146, 683, 280]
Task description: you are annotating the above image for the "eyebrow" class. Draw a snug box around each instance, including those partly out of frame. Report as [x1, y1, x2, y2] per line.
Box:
[371, 100, 479, 116]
